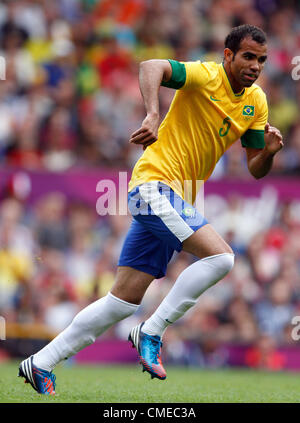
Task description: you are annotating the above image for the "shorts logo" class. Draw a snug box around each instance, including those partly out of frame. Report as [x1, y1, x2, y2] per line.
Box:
[182, 207, 195, 218]
[242, 105, 255, 116]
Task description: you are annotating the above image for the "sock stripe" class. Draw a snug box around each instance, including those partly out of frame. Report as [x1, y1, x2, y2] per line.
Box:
[28, 358, 36, 388]
[29, 357, 37, 389]
[24, 360, 30, 383]
[24, 359, 34, 387]
[21, 361, 26, 379]
[134, 326, 138, 347]
[134, 324, 142, 349]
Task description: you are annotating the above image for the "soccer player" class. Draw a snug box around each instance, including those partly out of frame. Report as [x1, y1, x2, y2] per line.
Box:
[19, 24, 283, 394]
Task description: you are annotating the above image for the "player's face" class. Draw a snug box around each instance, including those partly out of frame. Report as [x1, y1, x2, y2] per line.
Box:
[225, 37, 267, 91]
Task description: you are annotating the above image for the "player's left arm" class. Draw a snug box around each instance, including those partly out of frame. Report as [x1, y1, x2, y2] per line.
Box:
[246, 123, 283, 179]
[241, 91, 283, 179]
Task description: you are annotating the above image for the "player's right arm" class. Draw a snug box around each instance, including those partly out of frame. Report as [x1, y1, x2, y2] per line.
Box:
[129, 60, 172, 150]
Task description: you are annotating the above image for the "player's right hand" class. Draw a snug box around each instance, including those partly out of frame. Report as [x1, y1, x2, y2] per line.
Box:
[129, 113, 160, 150]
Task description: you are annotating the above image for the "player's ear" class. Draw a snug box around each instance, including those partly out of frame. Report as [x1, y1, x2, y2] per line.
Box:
[224, 48, 234, 63]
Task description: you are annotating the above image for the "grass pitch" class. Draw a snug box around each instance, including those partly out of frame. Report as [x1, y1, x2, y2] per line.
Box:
[0, 361, 300, 403]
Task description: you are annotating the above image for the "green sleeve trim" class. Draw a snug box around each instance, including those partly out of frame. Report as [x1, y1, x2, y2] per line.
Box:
[161, 60, 186, 89]
[241, 129, 265, 148]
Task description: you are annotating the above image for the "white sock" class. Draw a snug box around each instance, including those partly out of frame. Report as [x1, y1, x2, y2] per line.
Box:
[142, 253, 234, 337]
[33, 292, 139, 371]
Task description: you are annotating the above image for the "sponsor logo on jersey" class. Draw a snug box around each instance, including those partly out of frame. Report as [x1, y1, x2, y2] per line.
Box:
[210, 95, 221, 102]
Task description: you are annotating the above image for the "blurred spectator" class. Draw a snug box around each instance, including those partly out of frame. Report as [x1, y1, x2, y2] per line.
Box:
[0, 0, 297, 174]
[245, 334, 286, 370]
[254, 279, 295, 340]
[35, 192, 69, 250]
[0, 197, 34, 310]
[267, 79, 298, 137]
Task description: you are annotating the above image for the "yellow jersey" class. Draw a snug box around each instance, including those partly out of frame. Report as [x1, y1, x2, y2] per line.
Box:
[128, 60, 268, 203]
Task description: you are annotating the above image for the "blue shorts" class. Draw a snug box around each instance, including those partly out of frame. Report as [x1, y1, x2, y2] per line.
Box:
[118, 181, 208, 278]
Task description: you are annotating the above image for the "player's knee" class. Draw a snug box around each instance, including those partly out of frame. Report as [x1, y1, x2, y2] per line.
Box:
[220, 252, 235, 274]
[216, 253, 235, 278]
[203, 252, 235, 280]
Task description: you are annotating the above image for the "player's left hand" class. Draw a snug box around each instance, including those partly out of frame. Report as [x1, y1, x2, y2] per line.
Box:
[264, 123, 284, 155]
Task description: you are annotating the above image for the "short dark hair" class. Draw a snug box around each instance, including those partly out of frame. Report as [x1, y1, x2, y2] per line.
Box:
[225, 24, 267, 55]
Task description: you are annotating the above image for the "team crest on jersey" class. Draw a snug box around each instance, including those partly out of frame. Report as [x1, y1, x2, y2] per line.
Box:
[242, 105, 255, 117]
[182, 207, 195, 218]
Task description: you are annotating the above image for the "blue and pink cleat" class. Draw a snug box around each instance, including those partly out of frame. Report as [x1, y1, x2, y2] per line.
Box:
[18, 356, 56, 395]
[128, 322, 166, 380]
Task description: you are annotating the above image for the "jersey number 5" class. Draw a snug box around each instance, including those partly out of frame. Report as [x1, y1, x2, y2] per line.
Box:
[219, 117, 231, 137]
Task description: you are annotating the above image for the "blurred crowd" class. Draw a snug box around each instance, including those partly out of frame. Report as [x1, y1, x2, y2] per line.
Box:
[0, 0, 299, 174]
[0, 0, 300, 370]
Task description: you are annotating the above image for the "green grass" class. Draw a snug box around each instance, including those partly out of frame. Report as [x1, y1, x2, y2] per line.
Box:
[0, 361, 300, 403]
